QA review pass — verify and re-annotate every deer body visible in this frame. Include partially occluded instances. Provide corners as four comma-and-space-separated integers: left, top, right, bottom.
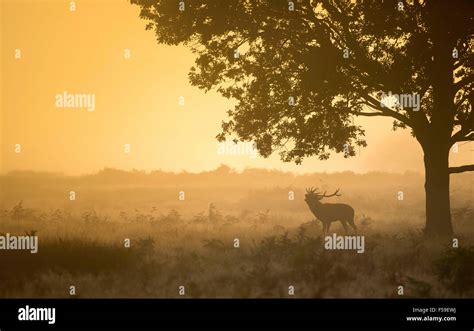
305, 188, 356, 235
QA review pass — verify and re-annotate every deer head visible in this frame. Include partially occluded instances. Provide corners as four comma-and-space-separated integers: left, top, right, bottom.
305, 187, 341, 203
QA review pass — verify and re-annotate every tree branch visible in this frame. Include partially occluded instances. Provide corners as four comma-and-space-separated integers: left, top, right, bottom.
348, 110, 391, 117
362, 94, 414, 127
454, 74, 474, 91
451, 129, 474, 144
449, 164, 474, 174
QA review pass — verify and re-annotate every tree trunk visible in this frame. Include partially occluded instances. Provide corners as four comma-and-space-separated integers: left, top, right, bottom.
421, 9, 455, 240
422, 145, 453, 239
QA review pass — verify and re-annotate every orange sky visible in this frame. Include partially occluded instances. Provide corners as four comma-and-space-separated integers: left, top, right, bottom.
1, 0, 471, 175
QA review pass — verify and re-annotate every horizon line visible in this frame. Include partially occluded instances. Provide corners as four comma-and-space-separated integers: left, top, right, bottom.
0, 164, 426, 177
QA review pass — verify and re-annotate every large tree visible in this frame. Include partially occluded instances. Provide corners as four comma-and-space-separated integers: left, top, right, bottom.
131, 0, 473, 239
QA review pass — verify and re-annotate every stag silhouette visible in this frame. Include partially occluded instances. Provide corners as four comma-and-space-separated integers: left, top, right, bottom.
304, 187, 356, 235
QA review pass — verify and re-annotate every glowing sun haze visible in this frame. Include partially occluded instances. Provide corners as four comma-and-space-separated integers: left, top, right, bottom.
1, 0, 470, 175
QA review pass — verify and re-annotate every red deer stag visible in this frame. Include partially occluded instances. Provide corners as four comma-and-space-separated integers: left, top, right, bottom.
304, 187, 356, 235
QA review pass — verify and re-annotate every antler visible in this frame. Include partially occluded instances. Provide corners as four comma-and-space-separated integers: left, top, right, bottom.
320, 189, 341, 198
306, 187, 317, 194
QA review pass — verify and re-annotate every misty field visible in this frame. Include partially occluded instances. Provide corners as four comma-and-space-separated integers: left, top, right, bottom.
0, 167, 473, 298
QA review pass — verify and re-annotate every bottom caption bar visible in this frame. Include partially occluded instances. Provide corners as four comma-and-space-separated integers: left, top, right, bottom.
0, 299, 472, 330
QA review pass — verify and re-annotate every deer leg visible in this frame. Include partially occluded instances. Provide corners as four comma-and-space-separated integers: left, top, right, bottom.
349, 219, 357, 234
341, 221, 349, 234
322, 222, 328, 236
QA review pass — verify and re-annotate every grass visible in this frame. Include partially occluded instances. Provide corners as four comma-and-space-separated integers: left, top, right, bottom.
0, 200, 473, 298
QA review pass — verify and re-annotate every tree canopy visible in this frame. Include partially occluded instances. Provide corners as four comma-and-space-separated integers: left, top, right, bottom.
131, 0, 473, 167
